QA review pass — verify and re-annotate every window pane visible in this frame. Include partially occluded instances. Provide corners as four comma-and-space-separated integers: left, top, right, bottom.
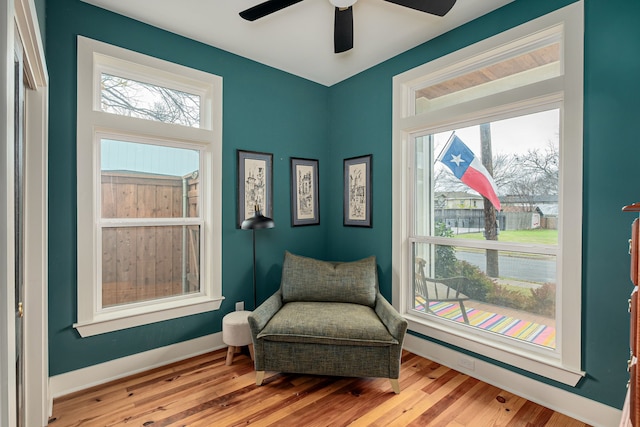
412, 109, 560, 350
414, 42, 561, 115
101, 139, 200, 219
415, 109, 559, 246
102, 225, 200, 308
413, 242, 556, 349
101, 73, 201, 127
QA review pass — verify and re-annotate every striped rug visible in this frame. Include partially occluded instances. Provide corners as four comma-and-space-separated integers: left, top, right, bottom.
415, 299, 556, 348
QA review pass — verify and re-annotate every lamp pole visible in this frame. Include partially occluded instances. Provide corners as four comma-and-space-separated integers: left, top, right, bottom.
251, 228, 257, 309
241, 204, 275, 310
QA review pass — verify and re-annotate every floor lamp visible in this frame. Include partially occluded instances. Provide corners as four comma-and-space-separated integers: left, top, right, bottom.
241, 205, 275, 309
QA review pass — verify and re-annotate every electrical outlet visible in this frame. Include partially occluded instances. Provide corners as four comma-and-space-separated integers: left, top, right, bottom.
458, 357, 475, 371
235, 301, 244, 311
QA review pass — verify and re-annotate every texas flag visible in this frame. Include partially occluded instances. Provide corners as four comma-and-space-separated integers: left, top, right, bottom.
437, 134, 501, 211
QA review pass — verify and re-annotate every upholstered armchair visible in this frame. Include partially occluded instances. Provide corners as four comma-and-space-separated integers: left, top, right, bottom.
248, 251, 408, 393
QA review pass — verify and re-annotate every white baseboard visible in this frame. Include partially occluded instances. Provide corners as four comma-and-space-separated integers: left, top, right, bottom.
404, 334, 621, 427
49, 332, 225, 402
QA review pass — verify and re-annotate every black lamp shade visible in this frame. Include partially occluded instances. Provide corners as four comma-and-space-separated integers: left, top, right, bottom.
241, 205, 275, 230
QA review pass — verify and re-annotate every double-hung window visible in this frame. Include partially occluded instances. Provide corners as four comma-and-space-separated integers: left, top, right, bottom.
75, 37, 223, 337
392, 3, 584, 385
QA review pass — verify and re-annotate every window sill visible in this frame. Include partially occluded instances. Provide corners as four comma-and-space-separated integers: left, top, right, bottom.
74, 296, 224, 337
405, 313, 585, 386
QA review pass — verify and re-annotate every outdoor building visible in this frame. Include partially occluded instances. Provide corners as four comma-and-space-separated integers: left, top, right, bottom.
436, 191, 558, 234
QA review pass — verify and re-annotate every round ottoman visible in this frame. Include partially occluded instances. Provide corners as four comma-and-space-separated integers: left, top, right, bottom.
222, 310, 254, 365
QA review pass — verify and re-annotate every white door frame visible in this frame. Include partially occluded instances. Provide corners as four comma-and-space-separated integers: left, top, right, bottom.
2, 0, 48, 425
0, 1, 17, 425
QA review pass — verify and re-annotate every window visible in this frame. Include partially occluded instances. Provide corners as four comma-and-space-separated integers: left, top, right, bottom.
392, 3, 583, 385
75, 37, 223, 337
100, 73, 201, 127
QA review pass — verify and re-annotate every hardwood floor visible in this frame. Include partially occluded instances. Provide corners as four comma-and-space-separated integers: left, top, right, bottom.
48, 348, 590, 426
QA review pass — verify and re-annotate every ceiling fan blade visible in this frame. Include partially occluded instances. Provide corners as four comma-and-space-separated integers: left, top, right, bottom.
334, 6, 354, 53
240, 0, 305, 21
383, 0, 456, 16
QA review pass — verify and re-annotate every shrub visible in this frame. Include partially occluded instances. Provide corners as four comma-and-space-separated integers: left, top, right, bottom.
453, 260, 492, 301
485, 283, 529, 310
526, 283, 556, 317
434, 221, 457, 278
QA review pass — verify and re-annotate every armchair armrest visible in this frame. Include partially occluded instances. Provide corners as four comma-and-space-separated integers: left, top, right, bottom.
248, 290, 283, 336
375, 293, 408, 342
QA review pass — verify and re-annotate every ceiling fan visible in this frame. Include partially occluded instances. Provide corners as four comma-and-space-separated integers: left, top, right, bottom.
239, 0, 457, 54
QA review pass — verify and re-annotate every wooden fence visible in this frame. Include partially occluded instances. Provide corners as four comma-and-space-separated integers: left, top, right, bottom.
100, 171, 200, 307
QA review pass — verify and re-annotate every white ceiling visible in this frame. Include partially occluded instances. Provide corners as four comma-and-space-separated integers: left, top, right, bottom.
80, 0, 513, 86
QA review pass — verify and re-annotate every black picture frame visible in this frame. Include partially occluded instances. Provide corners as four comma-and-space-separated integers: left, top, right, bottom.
290, 157, 319, 226
237, 150, 273, 228
343, 154, 372, 227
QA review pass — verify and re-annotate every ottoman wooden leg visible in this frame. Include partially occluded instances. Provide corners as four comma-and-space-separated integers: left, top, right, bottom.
225, 346, 235, 366
248, 344, 255, 361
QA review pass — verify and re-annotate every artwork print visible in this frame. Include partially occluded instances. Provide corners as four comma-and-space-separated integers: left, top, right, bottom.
348, 163, 367, 219
344, 155, 372, 227
237, 150, 273, 227
291, 158, 319, 226
244, 158, 267, 214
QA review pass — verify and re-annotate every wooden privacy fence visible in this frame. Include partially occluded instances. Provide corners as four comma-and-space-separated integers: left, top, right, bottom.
100, 170, 200, 307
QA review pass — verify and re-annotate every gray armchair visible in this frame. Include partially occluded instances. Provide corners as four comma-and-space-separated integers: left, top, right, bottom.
248, 251, 408, 393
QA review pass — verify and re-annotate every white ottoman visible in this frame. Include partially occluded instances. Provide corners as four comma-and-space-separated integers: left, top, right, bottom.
222, 310, 254, 365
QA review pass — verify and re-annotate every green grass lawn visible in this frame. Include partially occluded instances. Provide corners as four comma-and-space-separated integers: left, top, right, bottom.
454, 228, 558, 245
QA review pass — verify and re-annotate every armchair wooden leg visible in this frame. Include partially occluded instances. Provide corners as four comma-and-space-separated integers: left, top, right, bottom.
256, 371, 265, 386
390, 379, 400, 394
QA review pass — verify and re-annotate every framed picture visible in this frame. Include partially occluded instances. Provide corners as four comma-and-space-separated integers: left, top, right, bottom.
290, 158, 319, 226
237, 150, 273, 228
344, 154, 372, 227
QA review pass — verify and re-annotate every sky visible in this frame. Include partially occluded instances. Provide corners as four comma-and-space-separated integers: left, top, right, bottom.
433, 108, 560, 159
101, 139, 199, 177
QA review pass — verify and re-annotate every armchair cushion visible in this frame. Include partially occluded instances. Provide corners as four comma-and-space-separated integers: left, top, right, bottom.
257, 301, 397, 346
280, 251, 377, 307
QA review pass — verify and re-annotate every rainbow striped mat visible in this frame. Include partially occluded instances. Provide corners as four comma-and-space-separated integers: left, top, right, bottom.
416, 299, 556, 348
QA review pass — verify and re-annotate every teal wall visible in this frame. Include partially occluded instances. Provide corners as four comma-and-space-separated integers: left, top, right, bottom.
326, 0, 640, 409
46, 0, 329, 376
46, 0, 640, 410
33, 0, 45, 51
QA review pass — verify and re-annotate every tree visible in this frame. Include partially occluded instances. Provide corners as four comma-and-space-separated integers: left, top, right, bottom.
512, 141, 559, 196
480, 123, 499, 278
101, 74, 200, 127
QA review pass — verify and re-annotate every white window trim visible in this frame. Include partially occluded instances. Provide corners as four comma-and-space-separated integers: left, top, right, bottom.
75, 36, 223, 337
392, 2, 584, 386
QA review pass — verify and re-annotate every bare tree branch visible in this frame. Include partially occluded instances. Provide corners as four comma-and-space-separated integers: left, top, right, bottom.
100, 74, 200, 127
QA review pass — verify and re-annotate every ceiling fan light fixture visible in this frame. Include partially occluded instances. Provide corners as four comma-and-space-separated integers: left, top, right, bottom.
329, 0, 357, 8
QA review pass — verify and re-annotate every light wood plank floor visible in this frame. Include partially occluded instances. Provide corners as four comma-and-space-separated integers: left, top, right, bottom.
48, 348, 590, 426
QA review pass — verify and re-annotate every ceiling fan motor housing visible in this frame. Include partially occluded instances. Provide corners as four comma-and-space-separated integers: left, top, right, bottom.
329, 0, 358, 8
